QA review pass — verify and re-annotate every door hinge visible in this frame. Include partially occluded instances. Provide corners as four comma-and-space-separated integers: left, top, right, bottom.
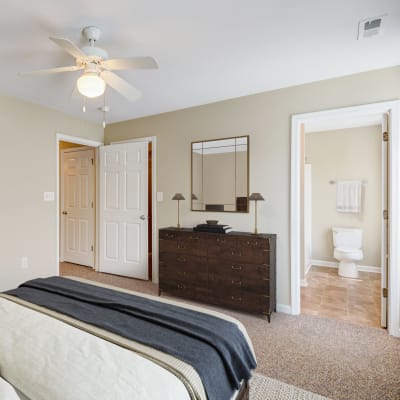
91, 245, 94, 252
383, 209, 388, 220
91, 158, 94, 165
91, 201, 94, 208
383, 131, 389, 142
382, 288, 388, 298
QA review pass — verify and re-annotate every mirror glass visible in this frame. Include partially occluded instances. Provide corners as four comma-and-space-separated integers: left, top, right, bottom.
191, 136, 249, 212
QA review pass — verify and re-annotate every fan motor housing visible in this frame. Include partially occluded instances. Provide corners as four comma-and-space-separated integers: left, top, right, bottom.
81, 46, 109, 60
82, 26, 102, 42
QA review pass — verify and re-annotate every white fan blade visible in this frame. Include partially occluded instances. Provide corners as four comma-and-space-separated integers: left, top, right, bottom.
101, 57, 158, 71
49, 37, 87, 59
19, 65, 83, 77
101, 70, 141, 102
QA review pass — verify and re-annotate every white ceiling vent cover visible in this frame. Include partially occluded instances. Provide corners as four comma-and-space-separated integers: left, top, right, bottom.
358, 15, 386, 40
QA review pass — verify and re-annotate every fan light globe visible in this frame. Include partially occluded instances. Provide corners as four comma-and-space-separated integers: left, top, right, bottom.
77, 72, 106, 98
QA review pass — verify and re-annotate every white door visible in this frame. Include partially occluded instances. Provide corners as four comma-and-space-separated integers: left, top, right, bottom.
99, 142, 148, 279
381, 113, 389, 328
61, 148, 95, 267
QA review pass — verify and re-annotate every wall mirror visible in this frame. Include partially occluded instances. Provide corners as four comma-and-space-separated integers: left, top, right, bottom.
191, 135, 249, 212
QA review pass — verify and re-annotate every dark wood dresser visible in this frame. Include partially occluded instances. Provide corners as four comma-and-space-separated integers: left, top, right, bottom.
159, 227, 276, 321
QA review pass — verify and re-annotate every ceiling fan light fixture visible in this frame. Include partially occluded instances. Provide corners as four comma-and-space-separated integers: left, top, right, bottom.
77, 72, 106, 98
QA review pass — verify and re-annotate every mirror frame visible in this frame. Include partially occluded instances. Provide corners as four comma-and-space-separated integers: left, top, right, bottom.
190, 135, 250, 213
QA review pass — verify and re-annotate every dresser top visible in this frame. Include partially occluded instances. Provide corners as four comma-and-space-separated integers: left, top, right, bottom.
160, 227, 276, 239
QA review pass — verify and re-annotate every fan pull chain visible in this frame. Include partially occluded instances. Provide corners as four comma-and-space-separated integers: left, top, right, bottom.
102, 92, 106, 128
82, 97, 86, 113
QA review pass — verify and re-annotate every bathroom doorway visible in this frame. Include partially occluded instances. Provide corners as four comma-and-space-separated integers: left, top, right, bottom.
301, 122, 382, 327
291, 100, 400, 337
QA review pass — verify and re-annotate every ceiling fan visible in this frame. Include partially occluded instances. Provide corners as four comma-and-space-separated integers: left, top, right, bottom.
20, 26, 158, 101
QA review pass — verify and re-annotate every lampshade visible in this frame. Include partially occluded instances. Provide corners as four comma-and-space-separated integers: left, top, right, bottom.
172, 193, 185, 201
191, 193, 198, 200
77, 72, 106, 98
249, 192, 265, 201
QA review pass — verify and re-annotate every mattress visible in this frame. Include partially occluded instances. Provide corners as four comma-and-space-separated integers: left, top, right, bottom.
0, 277, 255, 400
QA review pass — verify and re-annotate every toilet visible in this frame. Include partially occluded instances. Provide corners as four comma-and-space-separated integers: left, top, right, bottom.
332, 227, 363, 278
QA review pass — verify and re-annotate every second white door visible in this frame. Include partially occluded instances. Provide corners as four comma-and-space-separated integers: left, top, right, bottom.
61, 148, 95, 267
99, 141, 148, 279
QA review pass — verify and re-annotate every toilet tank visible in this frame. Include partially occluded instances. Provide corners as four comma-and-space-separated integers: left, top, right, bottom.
332, 227, 362, 249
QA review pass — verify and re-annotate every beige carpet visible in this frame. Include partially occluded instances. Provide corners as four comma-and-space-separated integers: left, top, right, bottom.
250, 373, 330, 400
60, 263, 400, 400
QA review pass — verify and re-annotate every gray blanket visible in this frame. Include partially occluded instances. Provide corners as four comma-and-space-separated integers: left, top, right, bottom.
6, 277, 256, 400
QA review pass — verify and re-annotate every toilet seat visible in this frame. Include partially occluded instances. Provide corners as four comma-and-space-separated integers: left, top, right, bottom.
334, 247, 363, 261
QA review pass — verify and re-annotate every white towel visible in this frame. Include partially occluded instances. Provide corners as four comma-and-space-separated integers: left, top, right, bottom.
336, 180, 362, 213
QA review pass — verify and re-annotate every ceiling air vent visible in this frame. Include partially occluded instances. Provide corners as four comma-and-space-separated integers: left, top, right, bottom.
358, 15, 386, 40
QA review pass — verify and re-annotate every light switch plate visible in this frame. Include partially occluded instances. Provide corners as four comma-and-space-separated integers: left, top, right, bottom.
43, 192, 55, 202
156, 192, 164, 202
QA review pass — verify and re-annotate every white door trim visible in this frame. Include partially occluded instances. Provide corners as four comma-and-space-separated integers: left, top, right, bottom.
56, 134, 103, 275
290, 100, 400, 337
110, 136, 158, 283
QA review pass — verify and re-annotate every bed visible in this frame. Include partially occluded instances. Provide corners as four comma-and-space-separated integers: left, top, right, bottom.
0, 276, 255, 400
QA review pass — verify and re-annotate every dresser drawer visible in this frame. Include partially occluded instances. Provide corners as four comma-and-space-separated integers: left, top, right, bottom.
159, 253, 208, 283
160, 231, 207, 257
160, 281, 209, 301
209, 290, 270, 314
208, 274, 269, 293
208, 259, 269, 279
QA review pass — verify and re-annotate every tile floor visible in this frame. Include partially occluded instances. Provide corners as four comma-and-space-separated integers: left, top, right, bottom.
301, 266, 381, 328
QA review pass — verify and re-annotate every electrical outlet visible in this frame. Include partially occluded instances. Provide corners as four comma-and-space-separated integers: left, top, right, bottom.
21, 256, 29, 269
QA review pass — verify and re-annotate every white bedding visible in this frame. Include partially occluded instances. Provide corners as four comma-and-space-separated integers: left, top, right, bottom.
0, 377, 22, 400
0, 297, 191, 400
0, 278, 254, 400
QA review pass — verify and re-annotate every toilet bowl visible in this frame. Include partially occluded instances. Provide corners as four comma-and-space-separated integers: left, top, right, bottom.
332, 227, 363, 278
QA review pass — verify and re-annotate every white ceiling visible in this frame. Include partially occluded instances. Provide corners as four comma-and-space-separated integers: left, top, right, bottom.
1, 0, 399, 124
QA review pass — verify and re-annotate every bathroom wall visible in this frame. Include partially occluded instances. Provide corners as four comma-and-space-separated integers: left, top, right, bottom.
305, 125, 381, 268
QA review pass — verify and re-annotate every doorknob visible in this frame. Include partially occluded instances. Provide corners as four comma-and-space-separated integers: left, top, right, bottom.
62, 211, 68, 215
140, 215, 146, 220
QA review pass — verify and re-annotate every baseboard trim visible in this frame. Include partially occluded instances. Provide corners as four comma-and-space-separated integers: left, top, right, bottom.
311, 259, 381, 274
276, 304, 292, 314
304, 263, 312, 276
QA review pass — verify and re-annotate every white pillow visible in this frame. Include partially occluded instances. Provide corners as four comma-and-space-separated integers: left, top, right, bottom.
0, 377, 22, 400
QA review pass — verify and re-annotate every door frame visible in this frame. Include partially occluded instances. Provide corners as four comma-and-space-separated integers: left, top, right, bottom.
290, 100, 400, 337
56, 134, 103, 275
109, 136, 158, 283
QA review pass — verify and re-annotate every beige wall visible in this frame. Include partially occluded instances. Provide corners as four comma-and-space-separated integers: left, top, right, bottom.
305, 126, 381, 268
0, 94, 103, 291
105, 66, 400, 307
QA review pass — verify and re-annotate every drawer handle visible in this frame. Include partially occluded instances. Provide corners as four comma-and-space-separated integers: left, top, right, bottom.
190, 236, 200, 240
247, 240, 258, 246
231, 296, 242, 302
177, 257, 186, 262
231, 265, 242, 270
216, 238, 226, 243
178, 244, 186, 249
231, 279, 242, 286
166, 233, 175, 238
177, 283, 186, 289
